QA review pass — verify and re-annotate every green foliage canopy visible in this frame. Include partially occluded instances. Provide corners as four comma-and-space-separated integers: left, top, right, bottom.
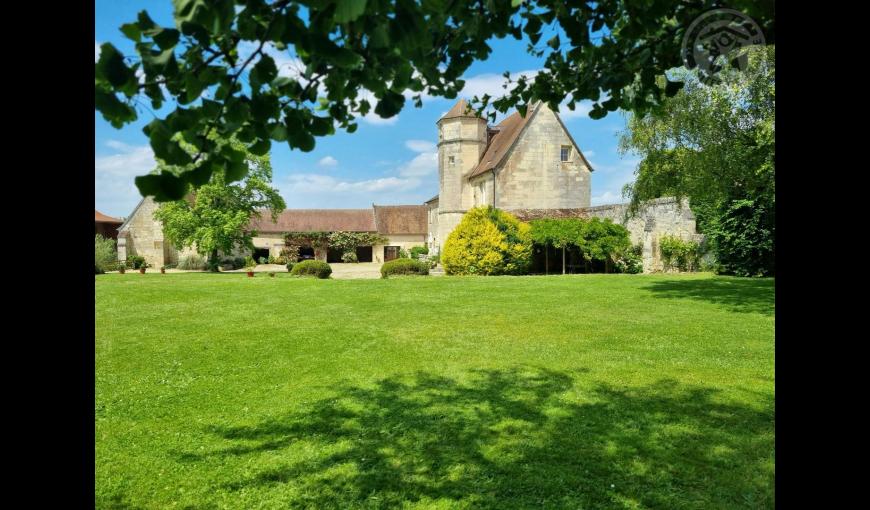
620, 46, 774, 276
95, 0, 774, 201
442, 206, 532, 276
94, 235, 117, 272
154, 136, 286, 269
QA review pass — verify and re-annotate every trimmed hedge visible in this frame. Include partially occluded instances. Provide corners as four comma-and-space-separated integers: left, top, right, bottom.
381, 258, 430, 278
290, 260, 332, 279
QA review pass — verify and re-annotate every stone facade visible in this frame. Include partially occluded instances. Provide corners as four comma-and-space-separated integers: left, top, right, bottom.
488, 107, 591, 210
116, 99, 698, 273
584, 197, 703, 272
117, 197, 195, 268
428, 99, 700, 273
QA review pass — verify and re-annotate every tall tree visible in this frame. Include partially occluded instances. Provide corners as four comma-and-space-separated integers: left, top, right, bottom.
620, 45, 774, 276
154, 137, 286, 270
95, 0, 774, 201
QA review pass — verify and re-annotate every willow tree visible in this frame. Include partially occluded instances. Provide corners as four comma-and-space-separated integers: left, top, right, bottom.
620, 46, 775, 276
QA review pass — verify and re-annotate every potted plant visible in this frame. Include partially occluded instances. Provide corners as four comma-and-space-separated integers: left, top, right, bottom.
160, 266, 166, 274
245, 255, 256, 277
269, 271, 276, 278
118, 262, 126, 274
139, 262, 149, 274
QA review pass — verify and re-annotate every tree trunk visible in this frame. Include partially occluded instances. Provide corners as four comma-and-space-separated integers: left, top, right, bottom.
209, 249, 220, 272
605, 258, 610, 274
562, 247, 566, 275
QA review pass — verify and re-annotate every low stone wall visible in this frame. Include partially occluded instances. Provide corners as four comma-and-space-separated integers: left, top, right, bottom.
585, 197, 703, 272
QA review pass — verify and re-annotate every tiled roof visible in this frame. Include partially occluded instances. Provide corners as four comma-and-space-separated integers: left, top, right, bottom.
506, 208, 590, 222
95, 210, 123, 223
373, 205, 428, 234
249, 209, 376, 233
467, 103, 540, 179
439, 99, 483, 121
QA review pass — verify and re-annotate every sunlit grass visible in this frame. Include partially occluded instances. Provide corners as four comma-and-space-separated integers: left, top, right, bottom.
96, 272, 774, 509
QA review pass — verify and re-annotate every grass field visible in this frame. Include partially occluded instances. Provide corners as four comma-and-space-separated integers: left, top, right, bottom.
95, 272, 774, 509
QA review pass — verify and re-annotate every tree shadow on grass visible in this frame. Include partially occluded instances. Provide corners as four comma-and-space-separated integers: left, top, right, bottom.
180, 367, 773, 509
643, 277, 775, 315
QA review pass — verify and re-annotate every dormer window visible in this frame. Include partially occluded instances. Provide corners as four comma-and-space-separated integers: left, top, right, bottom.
560, 145, 571, 162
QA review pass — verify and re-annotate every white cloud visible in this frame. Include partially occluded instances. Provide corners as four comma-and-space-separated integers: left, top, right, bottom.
397, 151, 438, 178
95, 141, 157, 217
555, 100, 593, 120
405, 140, 436, 152
591, 191, 624, 206
280, 172, 431, 208
317, 156, 338, 168
582, 150, 595, 158
361, 113, 399, 126
461, 70, 540, 101
285, 174, 420, 194
589, 157, 640, 206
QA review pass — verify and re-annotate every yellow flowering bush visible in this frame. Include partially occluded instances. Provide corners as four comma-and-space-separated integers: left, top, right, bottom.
442, 207, 532, 275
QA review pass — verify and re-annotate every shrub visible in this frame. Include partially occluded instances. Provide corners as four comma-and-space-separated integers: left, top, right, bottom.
341, 251, 358, 263
290, 260, 332, 278
381, 258, 430, 278
177, 253, 206, 270
615, 243, 643, 274
164, 263, 177, 270
94, 235, 117, 272
245, 255, 257, 269
442, 207, 532, 275
398, 248, 410, 259
430, 253, 440, 266
258, 256, 268, 265
281, 246, 300, 264
409, 246, 429, 259
126, 255, 147, 270
95, 264, 104, 275
286, 262, 295, 273
233, 257, 245, 269
659, 236, 701, 272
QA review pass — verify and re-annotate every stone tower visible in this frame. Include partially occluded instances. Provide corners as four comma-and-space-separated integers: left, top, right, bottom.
436, 99, 488, 251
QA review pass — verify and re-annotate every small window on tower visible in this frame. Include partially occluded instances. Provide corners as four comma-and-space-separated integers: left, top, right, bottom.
560, 146, 571, 162
448, 156, 455, 165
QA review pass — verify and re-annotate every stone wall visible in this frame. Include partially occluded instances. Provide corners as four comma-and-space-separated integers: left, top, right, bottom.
495, 106, 591, 210
585, 197, 702, 272
372, 234, 427, 263
117, 197, 172, 268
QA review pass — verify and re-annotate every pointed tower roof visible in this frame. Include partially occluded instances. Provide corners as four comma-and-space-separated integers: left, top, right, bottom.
438, 99, 484, 122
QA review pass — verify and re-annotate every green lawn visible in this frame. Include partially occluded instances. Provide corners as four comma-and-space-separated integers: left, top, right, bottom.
95, 272, 774, 509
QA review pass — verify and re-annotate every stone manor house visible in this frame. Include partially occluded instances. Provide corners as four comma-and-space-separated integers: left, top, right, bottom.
115, 100, 699, 272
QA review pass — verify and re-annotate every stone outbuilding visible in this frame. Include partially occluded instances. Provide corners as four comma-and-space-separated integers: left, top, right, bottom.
116, 98, 701, 272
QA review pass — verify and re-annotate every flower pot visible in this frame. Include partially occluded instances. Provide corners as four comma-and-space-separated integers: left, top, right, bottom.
139, 268, 146, 274
160, 268, 165, 274
247, 271, 254, 277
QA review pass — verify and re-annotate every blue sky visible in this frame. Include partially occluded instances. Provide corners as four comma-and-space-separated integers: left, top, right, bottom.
95, 1, 639, 218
